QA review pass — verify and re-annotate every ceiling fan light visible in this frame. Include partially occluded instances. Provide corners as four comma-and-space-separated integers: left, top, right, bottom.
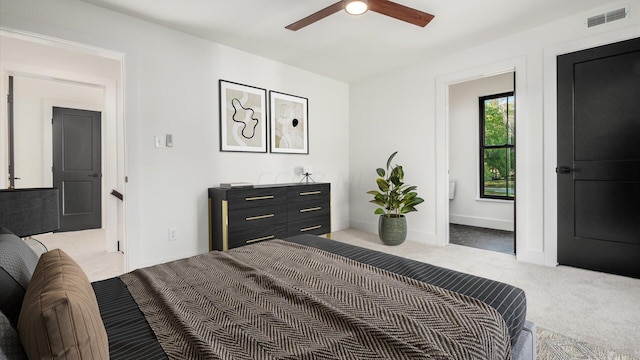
345, 0, 368, 15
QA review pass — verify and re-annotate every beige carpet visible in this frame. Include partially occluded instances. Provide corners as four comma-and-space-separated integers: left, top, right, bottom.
33, 228, 124, 282
330, 229, 640, 359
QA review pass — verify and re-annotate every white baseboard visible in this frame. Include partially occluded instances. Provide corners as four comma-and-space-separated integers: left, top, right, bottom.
349, 219, 439, 245
449, 214, 514, 231
350, 219, 378, 235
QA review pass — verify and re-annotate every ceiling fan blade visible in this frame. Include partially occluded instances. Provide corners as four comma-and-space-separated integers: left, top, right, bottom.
285, 1, 344, 31
368, 0, 435, 27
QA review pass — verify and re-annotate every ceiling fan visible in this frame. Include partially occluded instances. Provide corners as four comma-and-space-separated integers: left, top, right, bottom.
285, 0, 435, 31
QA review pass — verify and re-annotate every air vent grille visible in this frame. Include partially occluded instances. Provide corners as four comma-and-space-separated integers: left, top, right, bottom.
587, 7, 628, 28
587, 14, 606, 27
606, 8, 627, 22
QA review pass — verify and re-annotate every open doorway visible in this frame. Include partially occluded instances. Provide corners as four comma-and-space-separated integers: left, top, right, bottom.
447, 72, 515, 255
0, 31, 126, 276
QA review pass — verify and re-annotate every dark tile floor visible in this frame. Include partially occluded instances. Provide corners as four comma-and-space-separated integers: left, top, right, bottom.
449, 224, 515, 255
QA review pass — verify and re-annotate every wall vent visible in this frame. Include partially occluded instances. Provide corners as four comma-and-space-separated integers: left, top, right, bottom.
587, 7, 628, 28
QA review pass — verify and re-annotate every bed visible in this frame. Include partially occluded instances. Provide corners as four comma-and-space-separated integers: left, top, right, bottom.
1, 228, 536, 360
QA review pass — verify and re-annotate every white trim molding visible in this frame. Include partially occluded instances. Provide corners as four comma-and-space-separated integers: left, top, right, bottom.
449, 215, 514, 232
435, 56, 543, 264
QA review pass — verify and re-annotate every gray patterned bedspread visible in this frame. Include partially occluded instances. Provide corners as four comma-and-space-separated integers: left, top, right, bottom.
121, 240, 511, 360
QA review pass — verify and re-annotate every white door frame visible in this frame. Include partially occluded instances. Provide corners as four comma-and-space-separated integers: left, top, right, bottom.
0, 28, 126, 265
542, 26, 640, 267
435, 56, 538, 262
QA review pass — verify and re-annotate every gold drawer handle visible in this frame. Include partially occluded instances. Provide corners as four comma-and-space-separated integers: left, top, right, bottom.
246, 235, 275, 244
246, 214, 275, 221
300, 207, 322, 213
245, 195, 275, 201
300, 191, 321, 196
300, 225, 322, 232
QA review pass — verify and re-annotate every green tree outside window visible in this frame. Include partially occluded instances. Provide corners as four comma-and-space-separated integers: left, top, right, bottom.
480, 92, 515, 199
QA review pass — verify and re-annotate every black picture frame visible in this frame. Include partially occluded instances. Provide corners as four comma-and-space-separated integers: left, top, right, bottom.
219, 80, 267, 153
269, 90, 309, 154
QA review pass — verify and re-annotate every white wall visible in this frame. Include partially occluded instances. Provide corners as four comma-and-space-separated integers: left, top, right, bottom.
350, 1, 640, 266
12, 75, 104, 188
0, 0, 350, 270
449, 72, 514, 231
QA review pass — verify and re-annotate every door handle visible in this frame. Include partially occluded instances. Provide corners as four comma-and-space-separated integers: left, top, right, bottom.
556, 166, 581, 174
88, 173, 100, 178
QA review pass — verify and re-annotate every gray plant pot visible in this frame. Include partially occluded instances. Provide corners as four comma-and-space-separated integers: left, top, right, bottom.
378, 215, 407, 246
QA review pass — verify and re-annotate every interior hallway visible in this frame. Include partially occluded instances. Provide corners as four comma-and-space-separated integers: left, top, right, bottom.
33, 228, 124, 281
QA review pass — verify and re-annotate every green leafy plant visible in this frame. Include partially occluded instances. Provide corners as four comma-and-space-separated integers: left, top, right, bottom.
367, 151, 424, 217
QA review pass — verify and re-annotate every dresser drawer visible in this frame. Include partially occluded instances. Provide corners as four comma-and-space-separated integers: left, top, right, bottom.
287, 199, 330, 222
287, 217, 331, 237
228, 224, 288, 249
228, 204, 286, 228
287, 184, 330, 204
227, 188, 286, 210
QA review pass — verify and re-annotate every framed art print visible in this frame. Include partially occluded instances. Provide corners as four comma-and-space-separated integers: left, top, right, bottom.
219, 80, 267, 152
269, 91, 309, 154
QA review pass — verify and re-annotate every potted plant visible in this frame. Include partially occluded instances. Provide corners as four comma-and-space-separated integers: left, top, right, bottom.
367, 151, 424, 245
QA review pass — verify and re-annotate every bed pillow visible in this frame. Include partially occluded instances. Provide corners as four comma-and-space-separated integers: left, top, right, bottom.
18, 249, 109, 360
0, 312, 27, 359
0, 226, 39, 328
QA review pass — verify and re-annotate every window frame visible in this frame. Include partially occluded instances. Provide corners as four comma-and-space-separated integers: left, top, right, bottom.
479, 91, 515, 200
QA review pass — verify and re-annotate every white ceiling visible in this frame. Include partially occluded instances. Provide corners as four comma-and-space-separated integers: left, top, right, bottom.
80, 0, 619, 82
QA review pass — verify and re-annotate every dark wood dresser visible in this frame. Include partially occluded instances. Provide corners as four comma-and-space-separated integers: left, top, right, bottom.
208, 183, 331, 251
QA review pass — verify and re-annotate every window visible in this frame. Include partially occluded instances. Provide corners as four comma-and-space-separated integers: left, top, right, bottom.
479, 92, 515, 200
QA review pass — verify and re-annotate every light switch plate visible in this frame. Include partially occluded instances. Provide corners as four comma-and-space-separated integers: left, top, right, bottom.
166, 134, 173, 147
154, 136, 163, 148
168, 227, 177, 241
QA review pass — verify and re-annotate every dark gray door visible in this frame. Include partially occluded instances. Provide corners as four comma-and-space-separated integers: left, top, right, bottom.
52, 107, 102, 232
557, 37, 640, 278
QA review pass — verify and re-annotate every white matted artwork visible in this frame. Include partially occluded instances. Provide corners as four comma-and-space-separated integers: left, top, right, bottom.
269, 91, 309, 154
219, 80, 267, 152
